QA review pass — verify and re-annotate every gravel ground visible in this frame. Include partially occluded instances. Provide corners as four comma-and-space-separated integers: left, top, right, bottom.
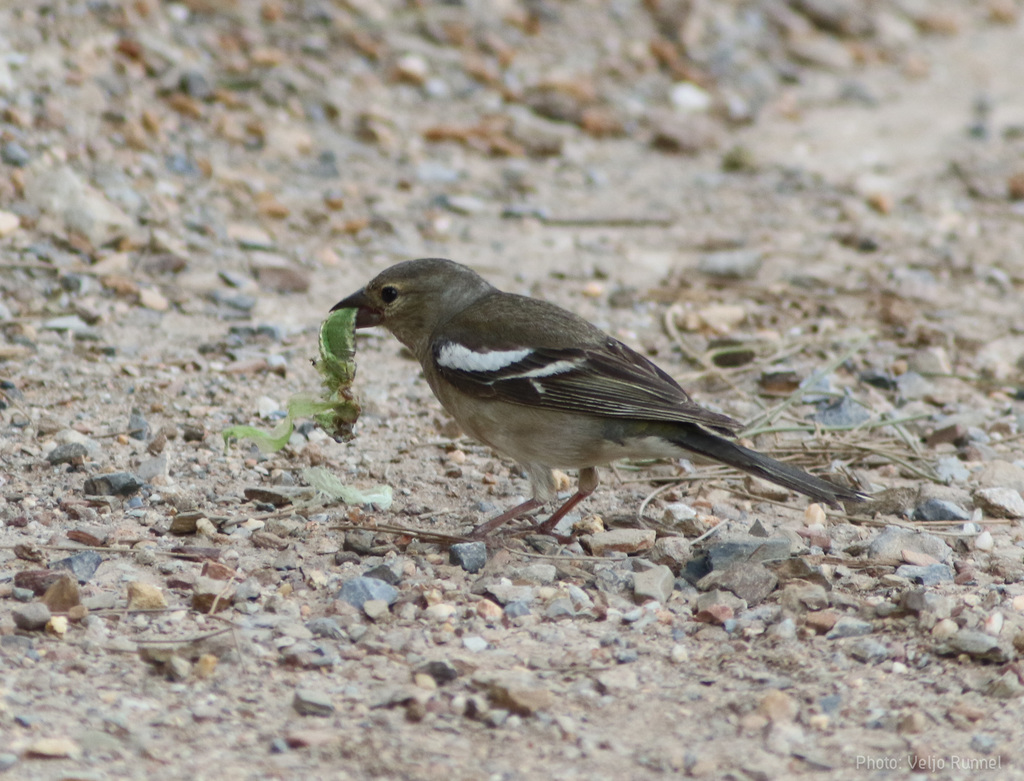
3, 1, 1024, 778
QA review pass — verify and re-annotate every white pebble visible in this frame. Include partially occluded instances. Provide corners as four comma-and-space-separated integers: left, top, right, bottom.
975, 530, 994, 551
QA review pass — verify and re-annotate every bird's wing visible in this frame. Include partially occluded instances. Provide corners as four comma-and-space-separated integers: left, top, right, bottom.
431, 336, 741, 434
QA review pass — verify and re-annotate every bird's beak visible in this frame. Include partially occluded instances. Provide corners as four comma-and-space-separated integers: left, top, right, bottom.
331, 288, 383, 328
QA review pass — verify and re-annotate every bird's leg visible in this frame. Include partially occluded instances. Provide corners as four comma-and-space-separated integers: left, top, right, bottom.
470, 497, 544, 538
536, 467, 599, 535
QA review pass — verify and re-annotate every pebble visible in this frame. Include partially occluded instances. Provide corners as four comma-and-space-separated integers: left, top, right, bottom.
941, 630, 1007, 662
83, 472, 144, 497
846, 638, 889, 663
975, 460, 1024, 492
931, 619, 959, 639
585, 528, 656, 555
52, 550, 103, 583
895, 564, 954, 586
450, 542, 487, 573
0, 210, 20, 237
293, 688, 335, 717
42, 575, 80, 612
362, 599, 390, 620
697, 249, 762, 280
826, 617, 874, 639
46, 442, 89, 466
462, 636, 488, 653
1, 141, 30, 166
633, 565, 674, 604
974, 530, 994, 552
707, 537, 791, 570
13, 602, 52, 631
337, 576, 399, 609
424, 603, 457, 622
812, 396, 871, 427
698, 563, 778, 605
867, 526, 951, 561
934, 456, 970, 484
974, 487, 1024, 518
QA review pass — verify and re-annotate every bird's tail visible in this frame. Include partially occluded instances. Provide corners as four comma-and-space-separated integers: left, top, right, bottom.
667, 426, 867, 508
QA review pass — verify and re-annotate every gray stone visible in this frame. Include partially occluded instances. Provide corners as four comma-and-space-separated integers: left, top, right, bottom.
633, 565, 674, 604
812, 396, 871, 427
293, 688, 335, 717
47, 442, 89, 465
12, 602, 51, 631
826, 617, 873, 639
895, 564, 953, 586
650, 536, 691, 569
707, 537, 791, 570
83, 472, 144, 497
895, 371, 931, 400
43, 315, 92, 334
128, 407, 149, 441
941, 630, 1008, 663
975, 460, 1024, 492
867, 526, 951, 562
974, 487, 1024, 519
594, 566, 634, 594
418, 660, 459, 685
912, 498, 970, 522
934, 456, 970, 484
900, 589, 952, 620
1, 141, 30, 167
698, 249, 762, 280
544, 598, 575, 619
306, 617, 345, 640
52, 550, 103, 583
847, 638, 889, 663
336, 576, 398, 609
504, 601, 531, 618
699, 562, 778, 605
450, 542, 487, 574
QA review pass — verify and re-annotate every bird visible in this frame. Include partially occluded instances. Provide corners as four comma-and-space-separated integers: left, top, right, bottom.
332, 258, 866, 537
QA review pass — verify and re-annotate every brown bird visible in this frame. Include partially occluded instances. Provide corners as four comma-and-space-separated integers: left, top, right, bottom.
333, 258, 865, 536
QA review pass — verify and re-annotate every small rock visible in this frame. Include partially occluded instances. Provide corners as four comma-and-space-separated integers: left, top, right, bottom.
895, 564, 954, 586
974, 487, 1024, 518
192, 576, 235, 613
812, 396, 871, 427
52, 550, 103, 583
698, 562, 777, 605
127, 581, 168, 610
759, 689, 797, 723
846, 638, 889, 663
306, 618, 345, 640
463, 636, 488, 653
418, 660, 459, 686
912, 498, 970, 522
42, 575, 80, 612
804, 610, 839, 634
707, 537, 791, 570
423, 603, 457, 622
363, 599, 390, 621
781, 583, 829, 612
293, 688, 335, 717
585, 528, 656, 555
595, 667, 639, 693
934, 457, 970, 484
1, 141, 30, 167
697, 249, 762, 280
46, 442, 89, 466
337, 576, 398, 609
83, 472, 144, 497
450, 542, 487, 573
867, 526, 951, 561
24, 738, 81, 760
13, 602, 51, 631
826, 616, 873, 639
942, 630, 1008, 663
974, 530, 994, 552
975, 460, 1024, 492
633, 565, 674, 604
649, 536, 691, 568
0, 210, 19, 238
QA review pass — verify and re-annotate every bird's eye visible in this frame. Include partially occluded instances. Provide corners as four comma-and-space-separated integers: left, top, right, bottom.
380, 286, 399, 303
